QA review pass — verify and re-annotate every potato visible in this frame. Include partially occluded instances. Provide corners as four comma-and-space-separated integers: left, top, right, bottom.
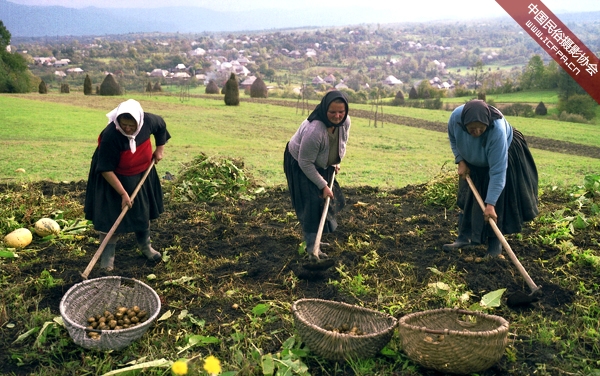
34, 218, 61, 237
3, 228, 33, 248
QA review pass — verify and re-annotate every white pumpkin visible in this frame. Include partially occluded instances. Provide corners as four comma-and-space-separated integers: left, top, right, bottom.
3, 228, 33, 248
34, 218, 61, 237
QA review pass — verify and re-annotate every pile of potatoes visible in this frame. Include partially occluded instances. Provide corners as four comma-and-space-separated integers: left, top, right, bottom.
86, 305, 147, 339
323, 323, 365, 336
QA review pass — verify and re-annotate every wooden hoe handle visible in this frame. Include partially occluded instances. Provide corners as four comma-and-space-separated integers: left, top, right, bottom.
313, 171, 336, 259
81, 159, 155, 279
465, 175, 540, 293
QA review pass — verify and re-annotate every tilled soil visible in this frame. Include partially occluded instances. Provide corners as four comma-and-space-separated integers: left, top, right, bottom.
1, 179, 589, 375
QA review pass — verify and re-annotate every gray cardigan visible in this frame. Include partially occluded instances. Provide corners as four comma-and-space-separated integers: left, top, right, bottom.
287, 116, 351, 189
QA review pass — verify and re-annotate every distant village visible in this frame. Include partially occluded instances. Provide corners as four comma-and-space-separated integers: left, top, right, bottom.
17, 23, 538, 97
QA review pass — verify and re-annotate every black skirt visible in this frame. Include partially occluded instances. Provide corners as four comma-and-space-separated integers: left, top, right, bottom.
84, 150, 165, 234
458, 129, 539, 243
283, 143, 345, 234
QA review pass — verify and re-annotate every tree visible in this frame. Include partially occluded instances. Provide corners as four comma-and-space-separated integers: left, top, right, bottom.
205, 79, 219, 94
224, 73, 239, 106
60, 83, 70, 93
0, 20, 9, 50
99, 74, 122, 96
0, 21, 32, 93
250, 76, 268, 98
557, 94, 597, 120
153, 82, 162, 92
471, 59, 486, 90
146, 81, 153, 93
557, 67, 586, 100
38, 80, 47, 94
83, 74, 92, 95
520, 55, 545, 89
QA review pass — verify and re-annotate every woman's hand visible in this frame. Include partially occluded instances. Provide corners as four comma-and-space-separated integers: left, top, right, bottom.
102, 171, 132, 209
121, 192, 133, 209
153, 145, 165, 163
484, 204, 497, 223
334, 164, 341, 174
457, 160, 470, 178
322, 185, 334, 199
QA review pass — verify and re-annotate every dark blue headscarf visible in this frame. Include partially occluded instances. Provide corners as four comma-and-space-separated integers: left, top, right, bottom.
307, 90, 349, 128
460, 99, 503, 132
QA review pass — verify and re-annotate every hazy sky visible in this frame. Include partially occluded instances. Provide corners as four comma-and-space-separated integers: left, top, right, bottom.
7, 0, 600, 19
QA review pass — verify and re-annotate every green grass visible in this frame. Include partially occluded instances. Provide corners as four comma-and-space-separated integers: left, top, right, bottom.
351, 102, 600, 147
1, 93, 599, 189
440, 90, 560, 104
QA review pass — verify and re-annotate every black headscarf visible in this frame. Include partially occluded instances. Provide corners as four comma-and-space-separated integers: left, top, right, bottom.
460, 99, 503, 132
307, 90, 349, 128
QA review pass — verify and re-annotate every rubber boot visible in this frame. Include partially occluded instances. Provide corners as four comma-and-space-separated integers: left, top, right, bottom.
305, 232, 328, 261
487, 236, 502, 257
443, 212, 472, 251
136, 230, 162, 261
99, 232, 118, 271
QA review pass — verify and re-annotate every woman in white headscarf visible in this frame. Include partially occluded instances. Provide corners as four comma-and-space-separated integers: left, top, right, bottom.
84, 99, 171, 271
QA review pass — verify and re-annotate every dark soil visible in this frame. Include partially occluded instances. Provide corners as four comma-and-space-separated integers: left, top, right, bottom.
1, 179, 589, 375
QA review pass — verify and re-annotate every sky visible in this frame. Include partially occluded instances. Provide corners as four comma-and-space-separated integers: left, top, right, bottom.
6, 0, 600, 20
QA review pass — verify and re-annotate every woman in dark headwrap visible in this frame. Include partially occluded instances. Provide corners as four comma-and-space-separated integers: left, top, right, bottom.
284, 91, 350, 261
443, 99, 538, 256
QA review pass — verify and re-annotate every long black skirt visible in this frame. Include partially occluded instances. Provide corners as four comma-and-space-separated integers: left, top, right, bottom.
84, 152, 165, 234
283, 143, 345, 234
458, 129, 539, 243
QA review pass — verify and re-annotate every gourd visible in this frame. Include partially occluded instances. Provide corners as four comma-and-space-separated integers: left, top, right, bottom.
34, 218, 61, 237
3, 228, 33, 248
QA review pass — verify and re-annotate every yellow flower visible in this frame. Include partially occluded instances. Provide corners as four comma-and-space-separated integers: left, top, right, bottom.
172, 360, 188, 375
203, 355, 222, 375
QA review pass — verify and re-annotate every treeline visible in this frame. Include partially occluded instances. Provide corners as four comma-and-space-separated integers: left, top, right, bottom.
0, 21, 33, 93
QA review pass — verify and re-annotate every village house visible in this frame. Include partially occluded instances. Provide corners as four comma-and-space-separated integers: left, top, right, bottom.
382, 75, 402, 86
148, 69, 168, 78
305, 48, 317, 58
240, 76, 257, 89
188, 47, 206, 57
66, 67, 84, 74
324, 74, 336, 85
54, 59, 70, 67
312, 75, 326, 86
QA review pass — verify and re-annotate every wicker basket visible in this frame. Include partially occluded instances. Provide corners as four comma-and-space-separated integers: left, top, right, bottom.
59, 276, 161, 351
398, 308, 509, 375
292, 298, 398, 361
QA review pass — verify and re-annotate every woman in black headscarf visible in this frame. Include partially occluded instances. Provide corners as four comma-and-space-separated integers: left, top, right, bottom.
284, 91, 351, 261
444, 99, 539, 256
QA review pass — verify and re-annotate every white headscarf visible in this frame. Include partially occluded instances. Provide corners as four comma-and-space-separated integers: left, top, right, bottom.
106, 99, 145, 153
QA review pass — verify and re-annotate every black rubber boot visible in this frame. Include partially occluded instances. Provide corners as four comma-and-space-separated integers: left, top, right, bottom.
136, 230, 161, 261
487, 236, 502, 257
99, 232, 118, 271
443, 212, 471, 251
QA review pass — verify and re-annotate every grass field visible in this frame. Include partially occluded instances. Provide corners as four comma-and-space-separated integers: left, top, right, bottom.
1, 93, 599, 189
